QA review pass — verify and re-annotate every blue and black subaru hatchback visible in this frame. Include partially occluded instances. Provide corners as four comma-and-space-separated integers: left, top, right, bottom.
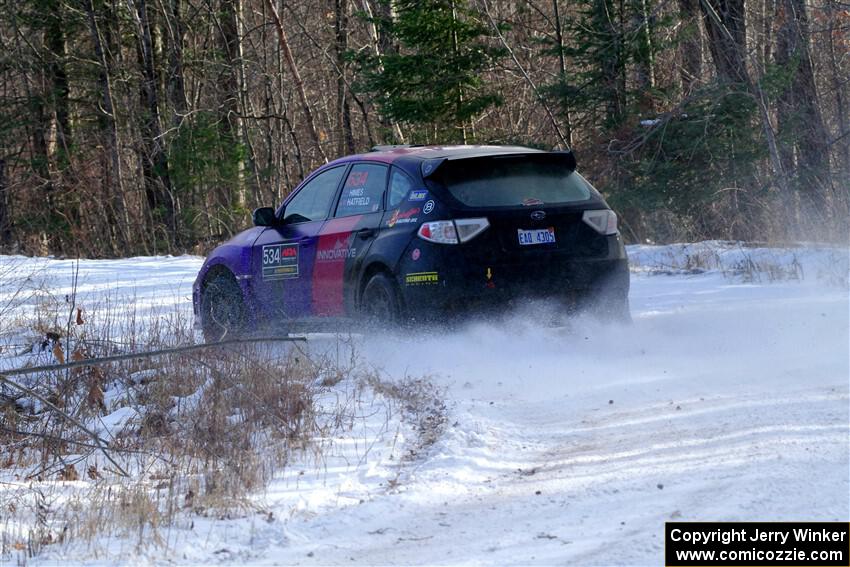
193, 145, 630, 339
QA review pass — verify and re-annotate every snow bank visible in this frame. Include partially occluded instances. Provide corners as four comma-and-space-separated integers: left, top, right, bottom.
627, 241, 848, 285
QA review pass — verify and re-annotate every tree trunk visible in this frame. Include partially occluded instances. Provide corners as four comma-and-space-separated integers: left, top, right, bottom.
699, 0, 749, 83
164, 0, 188, 128
598, 0, 627, 127
0, 157, 9, 247
552, 0, 573, 146
130, 0, 175, 247
363, 0, 405, 143
86, 0, 128, 254
677, 0, 702, 95
826, 0, 849, 219
220, 0, 247, 211
632, 0, 656, 112
263, 0, 328, 163
335, 0, 355, 155
774, 0, 832, 226
46, 0, 70, 154
827, 0, 849, 164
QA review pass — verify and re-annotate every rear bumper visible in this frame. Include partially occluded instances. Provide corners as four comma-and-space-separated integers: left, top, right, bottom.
397, 235, 630, 318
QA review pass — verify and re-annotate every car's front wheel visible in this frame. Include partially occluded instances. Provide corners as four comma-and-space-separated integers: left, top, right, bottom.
360, 273, 402, 325
200, 271, 246, 342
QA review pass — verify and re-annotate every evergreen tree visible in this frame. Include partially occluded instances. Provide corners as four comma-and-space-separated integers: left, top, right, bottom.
354, 0, 504, 143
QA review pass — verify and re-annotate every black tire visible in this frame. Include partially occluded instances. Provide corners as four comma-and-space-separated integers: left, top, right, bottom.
360, 273, 403, 325
200, 272, 246, 342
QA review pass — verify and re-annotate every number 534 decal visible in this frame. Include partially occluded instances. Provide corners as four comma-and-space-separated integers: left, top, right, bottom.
262, 243, 299, 280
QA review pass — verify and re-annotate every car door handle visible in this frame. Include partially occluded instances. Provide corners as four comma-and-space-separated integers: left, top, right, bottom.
356, 228, 376, 239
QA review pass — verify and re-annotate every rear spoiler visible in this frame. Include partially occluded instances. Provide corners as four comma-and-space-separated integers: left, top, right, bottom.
420, 150, 577, 179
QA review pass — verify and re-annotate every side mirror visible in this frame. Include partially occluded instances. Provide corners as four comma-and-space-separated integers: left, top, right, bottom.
252, 207, 278, 227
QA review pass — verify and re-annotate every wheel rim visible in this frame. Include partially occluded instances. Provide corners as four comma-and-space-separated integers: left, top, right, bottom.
202, 280, 243, 340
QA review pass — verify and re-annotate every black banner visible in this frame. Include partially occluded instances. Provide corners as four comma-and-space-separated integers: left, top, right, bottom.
665, 522, 850, 566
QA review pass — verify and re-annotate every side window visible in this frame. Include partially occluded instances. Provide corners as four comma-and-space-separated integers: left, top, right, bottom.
283, 166, 345, 224
388, 168, 415, 209
335, 163, 387, 217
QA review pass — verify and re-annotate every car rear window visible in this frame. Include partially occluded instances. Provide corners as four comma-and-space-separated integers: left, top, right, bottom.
439, 158, 592, 207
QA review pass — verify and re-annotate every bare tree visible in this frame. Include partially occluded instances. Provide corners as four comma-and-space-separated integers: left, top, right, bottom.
335, 0, 356, 155
699, 0, 749, 83
263, 0, 328, 163
85, 0, 130, 253
129, 0, 176, 245
677, 0, 702, 95
775, 0, 833, 226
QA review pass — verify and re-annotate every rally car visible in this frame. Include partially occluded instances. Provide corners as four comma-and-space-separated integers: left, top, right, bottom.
193, 145, 630, 340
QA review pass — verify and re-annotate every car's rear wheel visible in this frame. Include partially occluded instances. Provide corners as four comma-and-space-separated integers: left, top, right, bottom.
200, 272, 246, 342
360, 273, 402, 325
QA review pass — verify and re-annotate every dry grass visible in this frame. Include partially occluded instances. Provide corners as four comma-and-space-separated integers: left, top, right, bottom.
0, 273, 442, 563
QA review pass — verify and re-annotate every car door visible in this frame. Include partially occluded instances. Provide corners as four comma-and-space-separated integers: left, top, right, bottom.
312, 162, 388, 316
252, 165, 347, 320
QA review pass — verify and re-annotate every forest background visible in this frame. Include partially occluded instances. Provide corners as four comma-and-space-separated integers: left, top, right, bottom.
0, 0, 846, 257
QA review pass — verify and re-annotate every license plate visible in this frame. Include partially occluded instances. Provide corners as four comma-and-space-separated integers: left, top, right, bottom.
518, 227, 556, 245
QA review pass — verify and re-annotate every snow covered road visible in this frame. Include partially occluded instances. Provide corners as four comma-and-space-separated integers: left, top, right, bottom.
294, 273, 848, 565
1, 243, 847, 565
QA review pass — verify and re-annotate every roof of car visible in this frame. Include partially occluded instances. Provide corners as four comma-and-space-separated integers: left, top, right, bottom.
327, 144, 547, 167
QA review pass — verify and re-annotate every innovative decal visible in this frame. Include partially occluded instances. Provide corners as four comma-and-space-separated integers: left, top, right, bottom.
316, 238, 357, 262
411, 248, 421, 261
409, 189, 428, 201
422, 200, 435, 214
405, 271, 439, 286
262, 243, 299, 280
311, 215, 363, 316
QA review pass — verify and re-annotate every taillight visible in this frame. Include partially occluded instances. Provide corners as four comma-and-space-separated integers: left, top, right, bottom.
582, 210, 618, 235
418, 218, 490, 244
418, 221, 458, 244
454, 218, 490, 242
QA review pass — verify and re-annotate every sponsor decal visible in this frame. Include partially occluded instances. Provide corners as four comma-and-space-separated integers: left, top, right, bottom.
341, 186, 372, 208
261, 243, 299, 280
316, 237, 357, 262
405, 271, 439, 286
345, 196, 371, 207
422, 200, 435, 214
409, 189, 428, 201
411, 248, 421, 261
522, 197, 544, 206
387, 207, 420, 228
346, 171, 369, 187
312, 215, 362, 315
